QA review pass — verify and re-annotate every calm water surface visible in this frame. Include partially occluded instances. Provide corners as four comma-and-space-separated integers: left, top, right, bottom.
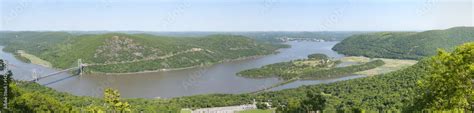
1, 41, 364, 98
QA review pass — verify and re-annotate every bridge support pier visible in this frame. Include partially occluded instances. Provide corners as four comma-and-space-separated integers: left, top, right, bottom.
31, 69, 38, 82
78, 59, 83, 77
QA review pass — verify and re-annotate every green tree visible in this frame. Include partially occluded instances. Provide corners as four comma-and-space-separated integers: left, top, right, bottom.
104, 88, 131, 112
0, 60, 14, 111
417, 42, 474, 110
302, 91, 327, 112
0, 59, 5, 71
256, 102, 269, 109
9, 91, 69, 112
85, 104, 105, 113
308, 53, 329, 60
277, 98, 303, 113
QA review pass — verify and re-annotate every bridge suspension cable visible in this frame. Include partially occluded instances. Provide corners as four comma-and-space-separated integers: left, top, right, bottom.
29, 59, 85, 82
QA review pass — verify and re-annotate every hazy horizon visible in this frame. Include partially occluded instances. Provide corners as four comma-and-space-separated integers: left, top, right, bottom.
1, 0, 473, 31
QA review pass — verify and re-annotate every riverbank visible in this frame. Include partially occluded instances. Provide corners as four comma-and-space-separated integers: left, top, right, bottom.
86, 53, 274, 75
16, 50, 52, 68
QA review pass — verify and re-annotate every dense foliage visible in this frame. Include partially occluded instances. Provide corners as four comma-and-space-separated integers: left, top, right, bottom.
103, 88, 131, 111
274, 42, 474, 112
415, 42, 474, 110
9, 81, 184, 112
0, 32, 284, 73
307, 53, 329, 60
0, 60, 14, 111
332, 27, 474, 59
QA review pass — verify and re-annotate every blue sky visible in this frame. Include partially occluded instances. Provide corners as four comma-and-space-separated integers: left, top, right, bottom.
1, 0, 472, 31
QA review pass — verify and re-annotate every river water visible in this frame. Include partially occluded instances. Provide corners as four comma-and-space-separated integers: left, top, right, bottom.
0, 41, 365, 98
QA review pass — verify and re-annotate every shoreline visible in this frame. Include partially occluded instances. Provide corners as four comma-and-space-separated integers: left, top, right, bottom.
87, 53, 276, 75
16, 50, 53, 68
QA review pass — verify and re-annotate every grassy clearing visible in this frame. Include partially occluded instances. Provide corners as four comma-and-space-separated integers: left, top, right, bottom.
339, 56, 371, 63
238, 109, 275, 113
17, 50, 52, 67
340, 56, 417, 76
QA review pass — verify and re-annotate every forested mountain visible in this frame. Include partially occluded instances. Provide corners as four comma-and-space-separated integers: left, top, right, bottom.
0, 32, 284, 73
332, 27, 474, 59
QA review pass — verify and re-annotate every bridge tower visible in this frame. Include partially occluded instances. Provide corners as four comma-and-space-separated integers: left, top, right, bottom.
31, 69, 38, 82
78, 59, 83, 76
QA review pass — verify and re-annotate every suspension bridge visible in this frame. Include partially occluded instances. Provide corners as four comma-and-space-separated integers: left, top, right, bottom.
29, 59, 86, 82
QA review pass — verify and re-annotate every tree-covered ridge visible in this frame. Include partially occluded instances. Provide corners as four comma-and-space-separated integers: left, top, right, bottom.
332, 27, 474, 59
0, 32, 285, 73
68, 31, 364, 43
232, 31, 365, 43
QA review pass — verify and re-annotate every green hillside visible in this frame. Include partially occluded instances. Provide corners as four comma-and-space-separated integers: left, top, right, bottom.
332, 27, 474, 59
0, 32, 284, 73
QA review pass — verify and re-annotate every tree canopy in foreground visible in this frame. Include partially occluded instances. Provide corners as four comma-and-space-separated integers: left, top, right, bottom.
416, 42, 474, 110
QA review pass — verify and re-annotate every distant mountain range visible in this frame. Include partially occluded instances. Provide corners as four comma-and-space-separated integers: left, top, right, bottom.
1, 31, 366, 42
